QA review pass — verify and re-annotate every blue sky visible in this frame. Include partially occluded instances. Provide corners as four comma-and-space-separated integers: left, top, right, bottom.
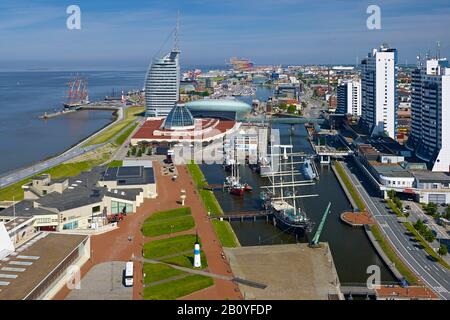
0, 0, 449, 68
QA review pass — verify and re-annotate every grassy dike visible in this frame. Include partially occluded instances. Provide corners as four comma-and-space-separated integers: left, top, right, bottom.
84, 106, 144, 146
0, 107, 144, 201
0, 155, 111, 201
187, 162, 240, 248
333, 161, 366, 211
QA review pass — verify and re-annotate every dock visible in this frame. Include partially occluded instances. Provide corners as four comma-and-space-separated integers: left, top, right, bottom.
211, 211, 271, 222
39, 104, 122, 119
224, 243, 343, 300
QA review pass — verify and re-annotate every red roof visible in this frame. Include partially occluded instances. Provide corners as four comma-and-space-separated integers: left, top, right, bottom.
132, 118, 236, 141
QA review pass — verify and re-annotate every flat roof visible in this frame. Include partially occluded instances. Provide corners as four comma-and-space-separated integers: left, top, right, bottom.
371, 163, 414, 178
412, 170, 450, 183
102, 166, 155, 185
0, 233, 87, 300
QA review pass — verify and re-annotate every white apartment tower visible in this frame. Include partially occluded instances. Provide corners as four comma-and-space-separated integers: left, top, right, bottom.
360, 45, 398, 139
336, 79, 361, 116
407, 57, 450, 172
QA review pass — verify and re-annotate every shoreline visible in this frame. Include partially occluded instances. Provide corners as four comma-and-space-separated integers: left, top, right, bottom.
0, 108, 122, 189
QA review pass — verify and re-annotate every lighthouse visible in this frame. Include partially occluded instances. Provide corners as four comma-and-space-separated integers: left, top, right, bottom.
194, 234, 201, 268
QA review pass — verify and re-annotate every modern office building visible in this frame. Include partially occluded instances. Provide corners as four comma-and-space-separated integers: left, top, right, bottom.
336, 79, 361, 116
145, 49, 181, 117
407, 57, 450, 172
360, 44, 398, 139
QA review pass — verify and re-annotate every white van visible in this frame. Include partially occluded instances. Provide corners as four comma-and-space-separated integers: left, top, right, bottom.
124, 261, 134, 287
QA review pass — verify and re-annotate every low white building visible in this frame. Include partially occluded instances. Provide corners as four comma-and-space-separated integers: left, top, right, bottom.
0, 164, 157, 231
412, 170, 450, 204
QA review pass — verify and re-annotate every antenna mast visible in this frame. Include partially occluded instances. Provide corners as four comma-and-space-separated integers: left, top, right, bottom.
174, 11, 180, 51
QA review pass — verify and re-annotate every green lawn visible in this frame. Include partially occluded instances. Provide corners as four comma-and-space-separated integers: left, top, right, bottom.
107, 160, 123, 168
334, 161, 366, 211
162, 252, 208, 269
143, 234, 198, 259
187, 162, 223, 215
142, 207, 195, 237
0, 178, 29, 201
370, 224, 418, 285
114, 122, 138, 146
84, 106, 144, 146
143, 275, 213, 300
143, 263, 186, 284
212, 220, 240, 248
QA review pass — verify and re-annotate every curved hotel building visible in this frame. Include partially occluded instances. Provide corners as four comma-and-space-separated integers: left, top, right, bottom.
145, 49, 180, 117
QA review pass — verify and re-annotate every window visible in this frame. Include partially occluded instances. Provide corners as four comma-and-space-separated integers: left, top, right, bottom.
63, 221, 79, 230
92, 205, 101, 214
112, 201, 133, 214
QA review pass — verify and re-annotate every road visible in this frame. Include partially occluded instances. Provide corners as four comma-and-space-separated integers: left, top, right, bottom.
0, 107, 124, 190
301, 86, 328, 119
340, 160, 450, 300
406, 201, 449, 241
0, 144, 100, 189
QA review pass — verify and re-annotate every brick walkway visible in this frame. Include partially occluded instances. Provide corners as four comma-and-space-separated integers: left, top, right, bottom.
53, 162, 242, 300
341, 211, 375, 227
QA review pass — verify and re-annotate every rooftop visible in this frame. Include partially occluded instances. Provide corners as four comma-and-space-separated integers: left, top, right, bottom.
163, 103, 195, 130
101, 166, 155, 185
185, 98, 251, 113
0, 233, 87, 300
411, 170, 450, 183
132, 118, 237, 142
371, 162, 414, 178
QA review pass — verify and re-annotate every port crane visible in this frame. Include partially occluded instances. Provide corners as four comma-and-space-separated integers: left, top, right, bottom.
309, 202, 332, 247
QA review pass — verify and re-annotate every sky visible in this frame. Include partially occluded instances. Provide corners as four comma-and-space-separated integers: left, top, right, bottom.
0, 0, 449, 69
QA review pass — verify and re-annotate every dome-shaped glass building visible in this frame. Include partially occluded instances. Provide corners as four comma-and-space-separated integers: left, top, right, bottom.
163, 102, 195, 130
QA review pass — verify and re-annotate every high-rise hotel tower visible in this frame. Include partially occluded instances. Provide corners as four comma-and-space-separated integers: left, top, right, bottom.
407, 57, 450, 172
360, 44, 398, 139
145, 49, 180, 117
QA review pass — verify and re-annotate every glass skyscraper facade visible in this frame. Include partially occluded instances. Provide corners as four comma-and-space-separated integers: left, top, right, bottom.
145, 50, 180, 117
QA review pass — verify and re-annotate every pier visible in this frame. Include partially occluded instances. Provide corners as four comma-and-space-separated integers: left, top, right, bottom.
40, 103, 122, 119
211, 211, 271, 222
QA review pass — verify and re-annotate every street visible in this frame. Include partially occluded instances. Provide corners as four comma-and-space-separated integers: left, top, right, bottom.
340, 160, 450, 300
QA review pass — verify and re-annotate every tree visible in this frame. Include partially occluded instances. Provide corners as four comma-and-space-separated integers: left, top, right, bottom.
127, 150, 130, 157
445, 206, 450, 220
287, 105, 296, 114
387, 190, 396, 199
137, 149, 142, 157
423, 203, 438, 216
394, 197, 403, 211
438, 244, 448, 256
423, 229, 435, 243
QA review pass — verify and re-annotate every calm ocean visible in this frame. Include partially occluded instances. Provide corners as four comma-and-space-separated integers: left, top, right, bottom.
0, 70, 146, 175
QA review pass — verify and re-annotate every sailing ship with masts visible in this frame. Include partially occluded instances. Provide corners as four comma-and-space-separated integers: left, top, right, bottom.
260, 144, 318, 234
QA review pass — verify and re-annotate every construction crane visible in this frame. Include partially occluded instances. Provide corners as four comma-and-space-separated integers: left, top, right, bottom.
309, 202, 332, 247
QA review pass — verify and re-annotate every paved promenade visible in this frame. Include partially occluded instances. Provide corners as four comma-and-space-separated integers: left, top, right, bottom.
54, 161, 241, 300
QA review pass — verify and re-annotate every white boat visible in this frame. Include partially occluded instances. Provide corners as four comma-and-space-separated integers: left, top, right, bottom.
303, 159, 316, 180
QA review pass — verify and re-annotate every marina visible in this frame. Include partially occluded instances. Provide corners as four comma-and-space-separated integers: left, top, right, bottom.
200, 123, 397, 284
